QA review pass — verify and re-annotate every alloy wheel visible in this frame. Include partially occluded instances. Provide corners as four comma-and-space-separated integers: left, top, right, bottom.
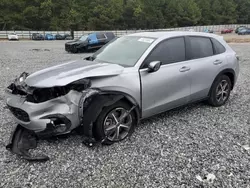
103, 108, 132, 142
216, 80, 230, 103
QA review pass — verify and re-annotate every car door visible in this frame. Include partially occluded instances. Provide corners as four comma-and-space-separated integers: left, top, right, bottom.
139, 37, 191, 118
88, 33, 99, 49
185, 36, 226, 102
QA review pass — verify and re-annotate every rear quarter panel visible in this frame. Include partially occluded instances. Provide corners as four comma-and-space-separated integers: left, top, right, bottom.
219, 37, 239, 81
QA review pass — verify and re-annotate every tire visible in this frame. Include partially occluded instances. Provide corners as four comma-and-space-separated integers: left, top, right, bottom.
93, 101, 136, 145
208, 75, 232, 107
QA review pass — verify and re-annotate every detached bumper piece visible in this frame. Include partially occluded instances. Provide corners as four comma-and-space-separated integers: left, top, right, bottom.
6, 125, 49, 162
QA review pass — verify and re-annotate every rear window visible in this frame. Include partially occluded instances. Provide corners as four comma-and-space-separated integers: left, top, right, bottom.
190, 37, 213, 59
211, 38, 226, 54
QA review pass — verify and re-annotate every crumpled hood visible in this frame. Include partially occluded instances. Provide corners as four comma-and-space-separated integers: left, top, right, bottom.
25, 60, 124, 88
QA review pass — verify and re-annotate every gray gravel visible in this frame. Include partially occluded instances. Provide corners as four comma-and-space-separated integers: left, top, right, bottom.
0, 41, 250, 188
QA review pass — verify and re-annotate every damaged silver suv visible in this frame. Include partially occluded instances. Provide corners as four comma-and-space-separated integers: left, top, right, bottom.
5, 32, 239, 161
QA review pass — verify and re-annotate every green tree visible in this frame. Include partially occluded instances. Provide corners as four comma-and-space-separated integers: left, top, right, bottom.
0, 0, 248, 31
234, 0, 250, 24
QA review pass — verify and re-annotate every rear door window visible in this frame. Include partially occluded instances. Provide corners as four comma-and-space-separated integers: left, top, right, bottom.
189, 37, 213, 59
105, 32, 115, 40
211, 38, 226, 54
96, 33, 107, 40
144, 37, 186, 66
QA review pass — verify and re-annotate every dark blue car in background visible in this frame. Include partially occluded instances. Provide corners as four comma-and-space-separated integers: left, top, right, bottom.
238, 28, 250, 35
65, 32, 115, 53
45, 33, 56, 40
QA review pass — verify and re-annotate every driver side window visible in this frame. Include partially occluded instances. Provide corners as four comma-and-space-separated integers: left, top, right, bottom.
143, 37, 186, 68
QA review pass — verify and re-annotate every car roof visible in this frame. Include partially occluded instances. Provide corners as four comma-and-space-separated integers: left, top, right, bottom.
127, 31, 221, 40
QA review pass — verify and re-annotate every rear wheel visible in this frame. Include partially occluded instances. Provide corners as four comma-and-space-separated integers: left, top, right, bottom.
93, 101, 136, 145
208, 75, 232, 107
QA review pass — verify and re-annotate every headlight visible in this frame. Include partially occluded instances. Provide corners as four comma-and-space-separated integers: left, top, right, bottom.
26, 79, 91, 103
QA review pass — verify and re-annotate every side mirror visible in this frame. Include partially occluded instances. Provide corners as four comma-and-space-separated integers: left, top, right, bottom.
148, 61, 162, 73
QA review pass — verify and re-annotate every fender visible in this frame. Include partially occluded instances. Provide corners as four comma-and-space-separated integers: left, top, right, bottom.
100, 90, 141, 122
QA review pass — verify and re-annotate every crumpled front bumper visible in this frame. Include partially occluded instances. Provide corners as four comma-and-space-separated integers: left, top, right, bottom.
5, 89, 84, 161
5, 89, 82, 135
6, 124, 50, 162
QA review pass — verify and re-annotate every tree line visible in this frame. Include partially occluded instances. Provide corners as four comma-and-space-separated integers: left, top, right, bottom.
1, 0, 250, 31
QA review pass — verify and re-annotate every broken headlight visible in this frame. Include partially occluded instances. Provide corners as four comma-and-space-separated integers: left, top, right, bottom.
26, 87, 70, 103
26, 79, 91, 103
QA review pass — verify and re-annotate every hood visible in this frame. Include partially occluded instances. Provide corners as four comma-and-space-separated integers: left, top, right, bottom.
65, 40, 84, 45
25, 60, 124, 88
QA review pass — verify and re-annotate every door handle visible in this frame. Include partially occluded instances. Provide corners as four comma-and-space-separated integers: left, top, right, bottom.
213, 60, 223, 65
179, 66, 191, 72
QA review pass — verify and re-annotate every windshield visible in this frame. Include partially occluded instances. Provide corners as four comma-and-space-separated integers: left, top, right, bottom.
79, 35, 88, 41
92, 36, 155, 67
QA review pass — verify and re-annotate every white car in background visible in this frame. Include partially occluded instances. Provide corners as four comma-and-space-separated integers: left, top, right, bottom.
8, 33, 19, 40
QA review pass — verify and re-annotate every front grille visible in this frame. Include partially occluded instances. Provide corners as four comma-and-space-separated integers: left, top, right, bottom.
65, 44, 71, 51
8, 106, 30, 122
65, 44, 76, 52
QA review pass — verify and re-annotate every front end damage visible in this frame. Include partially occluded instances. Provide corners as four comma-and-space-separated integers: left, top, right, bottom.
5, 72, 139, 161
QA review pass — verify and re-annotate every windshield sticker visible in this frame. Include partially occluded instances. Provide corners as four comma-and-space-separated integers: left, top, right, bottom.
138, 38, 154, 43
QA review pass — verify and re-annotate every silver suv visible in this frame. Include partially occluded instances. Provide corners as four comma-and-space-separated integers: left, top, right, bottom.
5, 32, 239, 159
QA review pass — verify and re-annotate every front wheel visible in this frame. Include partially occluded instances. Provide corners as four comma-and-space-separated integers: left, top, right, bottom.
208, 75, 232, 107
93, 101, 136, 145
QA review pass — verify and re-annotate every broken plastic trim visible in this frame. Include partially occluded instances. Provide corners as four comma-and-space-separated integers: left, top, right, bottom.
6, 124, 49, 162
7, 72, 35, 95
38, 114, 72, 138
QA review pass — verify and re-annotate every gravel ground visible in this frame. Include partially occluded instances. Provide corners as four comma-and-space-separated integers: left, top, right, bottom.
0, 41, 250, 188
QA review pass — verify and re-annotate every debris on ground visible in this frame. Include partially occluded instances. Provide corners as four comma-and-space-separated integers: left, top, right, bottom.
196, 173, 216, 184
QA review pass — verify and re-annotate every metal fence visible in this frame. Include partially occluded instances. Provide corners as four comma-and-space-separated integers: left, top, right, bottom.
1, 24, 250, 39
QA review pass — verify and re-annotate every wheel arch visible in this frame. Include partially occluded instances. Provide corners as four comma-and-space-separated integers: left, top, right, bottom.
77, 89, 141, 142
100, 90, 141, 122
209, 68, 236, 96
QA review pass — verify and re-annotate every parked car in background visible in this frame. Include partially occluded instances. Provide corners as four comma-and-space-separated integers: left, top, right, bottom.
65, 32, 115, 53
235, 26, 247, 33
8, 33, 19, 40
238, 28, 250, 35
54, 34, 65, 40
204, 29, 214, 33
32, 33, 44, 40
45, 33, 56, 40
221, 28, 234, 34
63, 34, 73, 40
5, 31, 239, 161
